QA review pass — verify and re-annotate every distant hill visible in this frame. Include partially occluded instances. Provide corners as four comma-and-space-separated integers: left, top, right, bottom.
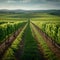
49, 10, 60, 16
0, 9, 26, 14
0, 9, 60, 16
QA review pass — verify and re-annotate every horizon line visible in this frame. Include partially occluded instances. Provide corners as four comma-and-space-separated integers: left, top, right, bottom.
0, 9, 60, 10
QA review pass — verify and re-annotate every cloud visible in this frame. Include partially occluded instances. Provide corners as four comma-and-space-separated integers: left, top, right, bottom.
0, 0, 31, 3
46, 0, 60, 2
0, 0, 60, 10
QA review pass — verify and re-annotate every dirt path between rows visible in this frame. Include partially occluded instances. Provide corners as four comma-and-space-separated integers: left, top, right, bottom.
31, 26, 47, 60
15, 25, 26, 60
32, 23, 60, 59
15, 24, 45, 60
15, 34, 24, 60
0, 26, 24, 59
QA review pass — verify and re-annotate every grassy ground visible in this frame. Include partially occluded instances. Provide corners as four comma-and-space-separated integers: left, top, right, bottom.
19, 21, 44, 60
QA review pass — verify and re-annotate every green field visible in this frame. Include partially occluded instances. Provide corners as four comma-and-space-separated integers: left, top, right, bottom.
0, 12, 60, 60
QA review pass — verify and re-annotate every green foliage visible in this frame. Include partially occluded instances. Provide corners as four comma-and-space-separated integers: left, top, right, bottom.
2, 23, 27, 60
0, 22, 27, 43
31, 23, 59, 60
32, 21, 60, 45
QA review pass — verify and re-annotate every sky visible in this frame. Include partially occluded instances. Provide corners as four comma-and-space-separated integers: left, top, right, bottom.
0, 0, 60, 10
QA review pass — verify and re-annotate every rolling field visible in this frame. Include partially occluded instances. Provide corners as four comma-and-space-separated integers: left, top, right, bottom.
0, 12, 60, 60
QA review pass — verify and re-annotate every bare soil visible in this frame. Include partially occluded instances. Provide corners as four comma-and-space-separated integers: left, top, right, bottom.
32, 23, 60, 60
0, 27, 23, 59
